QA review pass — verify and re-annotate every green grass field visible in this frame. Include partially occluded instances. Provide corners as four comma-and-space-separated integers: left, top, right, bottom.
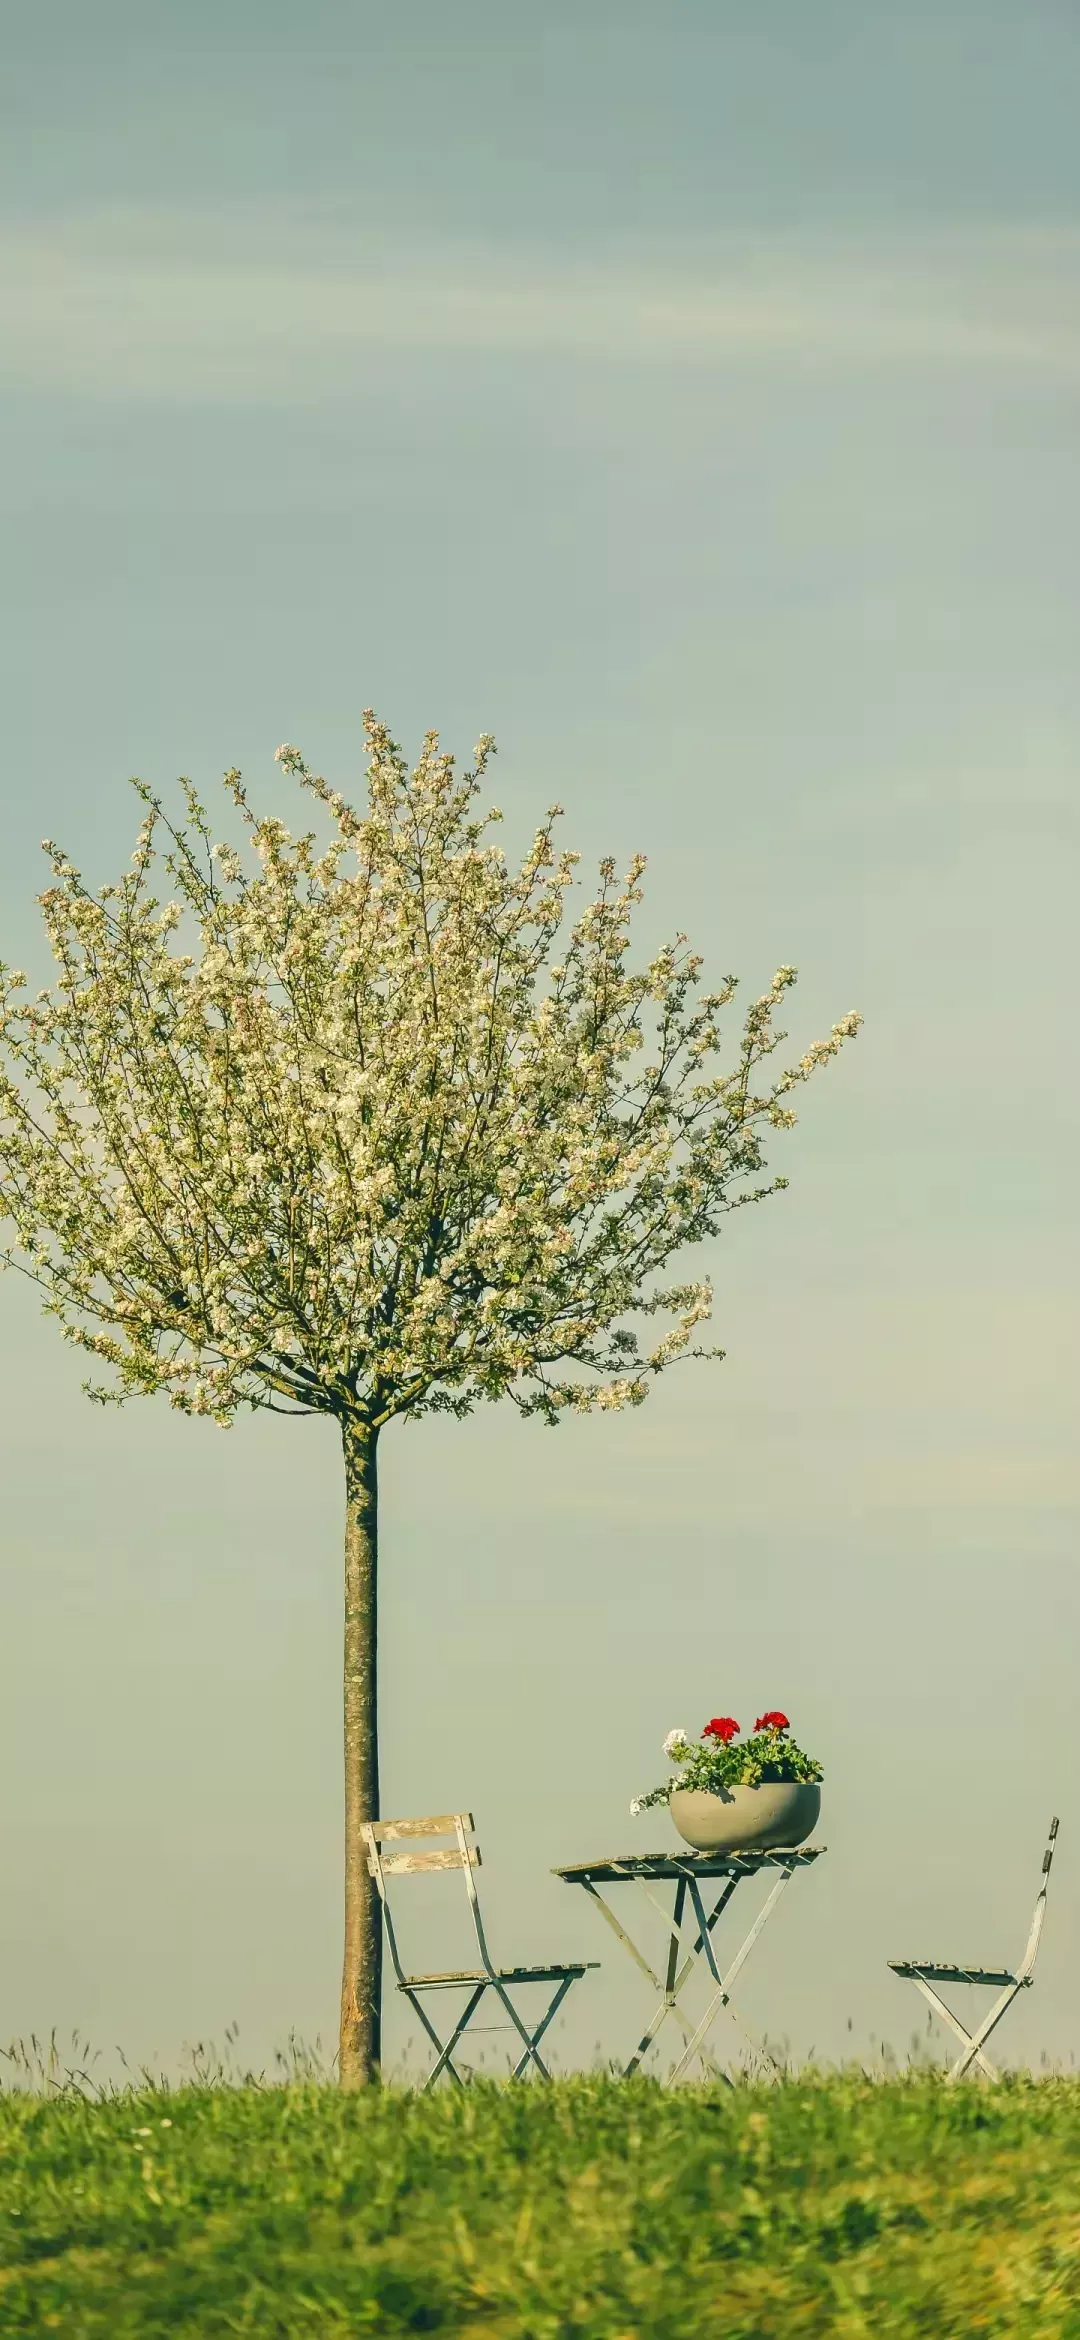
2, 2071, 1080, 2336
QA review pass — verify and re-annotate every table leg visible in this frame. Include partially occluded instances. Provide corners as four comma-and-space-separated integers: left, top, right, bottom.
667, 1863, 796, 2084
622, 1875, 737, 2081
580, 1880, 727, 2080
686, 1876, 782, 2080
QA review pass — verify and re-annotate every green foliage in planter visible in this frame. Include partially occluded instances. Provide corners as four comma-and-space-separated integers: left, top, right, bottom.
632, 1711, 823, 1814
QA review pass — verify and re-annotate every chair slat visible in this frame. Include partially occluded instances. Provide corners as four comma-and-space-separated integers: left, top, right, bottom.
398, 1961, 597, 1988
889, 1960, 1019, 1987
375, 1846, 482, 1877
369, 1813, 474, 1843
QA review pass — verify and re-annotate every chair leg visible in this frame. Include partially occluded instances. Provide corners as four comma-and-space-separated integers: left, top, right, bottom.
908, 1976, 1001, 2083
408, 1974, 583, 2089
487, 1976, 560, 2078
406, 1983, 487, 2090
508, 1973, 577, 2081
946, 1982, 1021, 2084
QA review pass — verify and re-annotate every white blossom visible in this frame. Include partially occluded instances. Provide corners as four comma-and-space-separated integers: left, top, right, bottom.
663, 1728, 691, 1758
0, 716, 860, 1430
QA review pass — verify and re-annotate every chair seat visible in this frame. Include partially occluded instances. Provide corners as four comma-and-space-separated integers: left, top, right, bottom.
398, 1962, 597, 1990
888, 1959, 1025, 1987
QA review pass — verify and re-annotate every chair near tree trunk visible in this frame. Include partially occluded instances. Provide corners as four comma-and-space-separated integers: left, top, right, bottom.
888, 1817, 1059, 2081
362, 1813, 598, 2088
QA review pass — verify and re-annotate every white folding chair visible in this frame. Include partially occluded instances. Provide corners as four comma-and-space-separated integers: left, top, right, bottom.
889, 1817, 1059, 2081
362, 1811, 598, 2088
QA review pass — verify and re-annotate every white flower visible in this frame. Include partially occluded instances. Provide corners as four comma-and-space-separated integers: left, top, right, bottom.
663, 1728, 690, 1758
629, 1797, 644, 1816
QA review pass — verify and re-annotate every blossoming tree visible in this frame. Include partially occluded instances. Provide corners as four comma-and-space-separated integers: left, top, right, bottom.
0, 715, 859, 2084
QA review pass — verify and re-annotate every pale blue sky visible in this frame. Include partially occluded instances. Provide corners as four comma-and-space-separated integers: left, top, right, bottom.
1, 2, 1079, 2079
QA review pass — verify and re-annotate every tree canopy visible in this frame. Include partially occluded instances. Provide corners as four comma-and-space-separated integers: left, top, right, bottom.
0, 715, 860, 1432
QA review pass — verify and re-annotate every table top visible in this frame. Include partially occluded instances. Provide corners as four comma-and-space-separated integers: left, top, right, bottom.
554, 1845, 826, 1885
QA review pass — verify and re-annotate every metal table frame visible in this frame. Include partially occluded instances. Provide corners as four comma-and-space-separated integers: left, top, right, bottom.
555, 1846, 824, 2082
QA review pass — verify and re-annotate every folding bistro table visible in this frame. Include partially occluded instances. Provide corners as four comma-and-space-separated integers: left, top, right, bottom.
555, 1845, 824, 2081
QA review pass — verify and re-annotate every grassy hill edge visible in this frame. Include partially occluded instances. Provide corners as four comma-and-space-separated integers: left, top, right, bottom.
2, 2072, 1079, 2335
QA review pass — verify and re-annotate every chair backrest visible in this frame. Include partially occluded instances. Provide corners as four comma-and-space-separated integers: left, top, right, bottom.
361, 1813, 495, 1981
1016, 1816, 1059, 1981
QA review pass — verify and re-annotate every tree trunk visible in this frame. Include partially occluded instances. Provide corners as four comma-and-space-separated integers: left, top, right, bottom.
339, 1413, 382, 2086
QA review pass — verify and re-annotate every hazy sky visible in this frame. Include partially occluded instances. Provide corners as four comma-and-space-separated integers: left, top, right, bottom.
2, 1, 1079, 2081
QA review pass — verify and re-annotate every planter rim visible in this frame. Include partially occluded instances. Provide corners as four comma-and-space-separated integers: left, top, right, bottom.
670, 1778, 822, 1795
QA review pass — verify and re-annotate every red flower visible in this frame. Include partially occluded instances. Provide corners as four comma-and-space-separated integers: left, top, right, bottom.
702, 1716, 740, 1743
754, 1711, 790, 1733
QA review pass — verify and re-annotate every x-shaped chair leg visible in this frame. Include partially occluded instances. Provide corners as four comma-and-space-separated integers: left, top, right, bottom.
486, 1975, 562, 2079
409, 1973, 580, 2088
404, 1983, 487, 2090
906, 1972, 1024, 2083
948, 1982, 1026, 2082
508, 1973, 577, 2080
907, 1976, 1000, 2082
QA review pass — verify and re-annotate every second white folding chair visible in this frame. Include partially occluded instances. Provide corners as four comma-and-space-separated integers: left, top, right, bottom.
888, 1817, 1059, 2081
363, 1811, 598, 2088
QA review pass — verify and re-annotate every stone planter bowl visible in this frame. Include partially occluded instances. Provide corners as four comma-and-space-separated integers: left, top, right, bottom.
669, 1781, 820, 1855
